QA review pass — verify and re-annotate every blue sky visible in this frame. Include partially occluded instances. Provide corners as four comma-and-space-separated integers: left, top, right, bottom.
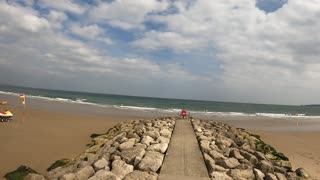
1, 0, 320, 105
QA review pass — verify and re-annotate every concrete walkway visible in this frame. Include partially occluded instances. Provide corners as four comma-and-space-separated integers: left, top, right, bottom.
159, 119, 210, 180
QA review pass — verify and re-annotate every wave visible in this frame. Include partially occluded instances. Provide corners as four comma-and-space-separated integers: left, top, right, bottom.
1, 90, 320, 119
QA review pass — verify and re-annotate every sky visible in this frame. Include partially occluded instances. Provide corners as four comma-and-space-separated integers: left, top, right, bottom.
0, 0, 319, 105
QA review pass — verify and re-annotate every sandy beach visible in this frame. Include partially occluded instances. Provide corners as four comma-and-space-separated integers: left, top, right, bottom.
0, 94, 320, 178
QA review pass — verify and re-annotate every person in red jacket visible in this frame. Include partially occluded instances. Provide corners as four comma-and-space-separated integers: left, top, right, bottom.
181, 109, 187, 118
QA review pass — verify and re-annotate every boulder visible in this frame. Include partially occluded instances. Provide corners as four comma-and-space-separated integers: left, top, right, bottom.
274, 166, 287, 174
24, 173, 46, 180
210, 172, 232, 180
157, 136, 170, 144
273, 160, 292, 170
59, 173, 76, 180
120, 147, 145, 164
209, 150, 226, 160
160, 128, 172, 138
265, 173, 277, 180
134, 143, 147, 149
230, 148, 244, 160
275, 173, 287, 180
124, 171, 158, 180
88, 170, 120, 180
256, 160, 274, 174
75, 166, 95, 180
217, 138, 233, 149
147, 143, 168, 153
253, 168, 265, 180
138, 151, 164, 172
200, 140, 211, 153
216, 158, 240, 169
93, 158, 109, 171
140, 136, 154, 146
144, 131, 160, 139
240, 150, 258, 165
113, 132, 127, 143
253, 151, 267, 161
227, 169, 255, 180
127, 132, 140, 142
295, 167, 311, 179
111, 160, 134, 179
119, 139, 136, 151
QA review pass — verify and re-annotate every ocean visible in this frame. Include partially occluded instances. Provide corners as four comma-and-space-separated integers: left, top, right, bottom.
1, 85, 320, 118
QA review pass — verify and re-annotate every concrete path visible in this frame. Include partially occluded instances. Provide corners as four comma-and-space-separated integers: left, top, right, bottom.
159, 119, 210, 180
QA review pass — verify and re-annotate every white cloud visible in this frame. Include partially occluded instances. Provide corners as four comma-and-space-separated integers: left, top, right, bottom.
39, 0, 86, 14
2, 0, 320, 104
69, 24, 112, 44
132, 30, 207, 52
89, 0, 169, 30
0, 1, 202, 97
0, 2, 50, 33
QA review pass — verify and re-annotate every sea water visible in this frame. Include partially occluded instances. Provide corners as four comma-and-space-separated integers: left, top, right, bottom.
1, 85, 320, 118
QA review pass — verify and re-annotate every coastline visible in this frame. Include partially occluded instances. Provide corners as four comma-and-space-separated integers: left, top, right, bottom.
0, 93, 319, 178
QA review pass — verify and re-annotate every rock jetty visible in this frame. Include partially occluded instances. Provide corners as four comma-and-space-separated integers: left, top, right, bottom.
191, 118, 313, 180
24, 118, 176, 180
6, 117, 313, 180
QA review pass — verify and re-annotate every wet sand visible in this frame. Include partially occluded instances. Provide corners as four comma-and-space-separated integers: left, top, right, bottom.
0, 93, 319, 178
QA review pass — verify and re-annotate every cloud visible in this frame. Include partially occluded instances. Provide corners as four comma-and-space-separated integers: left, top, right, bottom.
89, 0, 169, 30
69, 24, 112, 43
1, 0, 320, 104
38, 0, 86, 14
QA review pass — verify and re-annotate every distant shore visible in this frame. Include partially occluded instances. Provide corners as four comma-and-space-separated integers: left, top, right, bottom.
0, 93, 319, 178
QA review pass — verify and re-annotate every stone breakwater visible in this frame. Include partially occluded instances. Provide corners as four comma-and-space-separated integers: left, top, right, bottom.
24, 118, 176, 180
191, 119, 313, 180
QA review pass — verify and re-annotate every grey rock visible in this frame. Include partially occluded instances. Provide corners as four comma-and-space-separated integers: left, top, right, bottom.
227, 169, 255, 180
88, 170, 120, 180
119, 139, 136, 151
209, 150, 226, 160
240, 150, 258, 165
75, 166, 95, 180
24, 173, 46, 180
295, 167, 311, 179
286, 172, 302, 179
120, 146, 145, 164
138, 151, 164, 172
93, 158, 109, 171
253, 151, 267, 161
134, 143, 147, 149
59, 173, 76, 180
144, 131, 160, 139
127, 132, 140, 142
230, 148, 244, 160
256, 160, 274, 174
111, 160, 134, 179
47, 164, 77, 179
275, 173, 287, 180
123, 171, 158, 180
217, 138, 233, 149
157, 136, 170, 144
159, 128, 172, 138
140, 136, 154, 146
274, 166, 287, 174
253, 168, 265, 180
265, 173, 277, 180
273, 160, 292, 170
147, 143, 168, 153
210, 172, 232, 179
113, 132, 127, 143
200, 140, 211, 153
216, 158, 240, 169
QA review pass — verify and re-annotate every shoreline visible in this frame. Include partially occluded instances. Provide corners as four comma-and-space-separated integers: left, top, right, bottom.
2, 91, 320, 120
0, 93, 319, 178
